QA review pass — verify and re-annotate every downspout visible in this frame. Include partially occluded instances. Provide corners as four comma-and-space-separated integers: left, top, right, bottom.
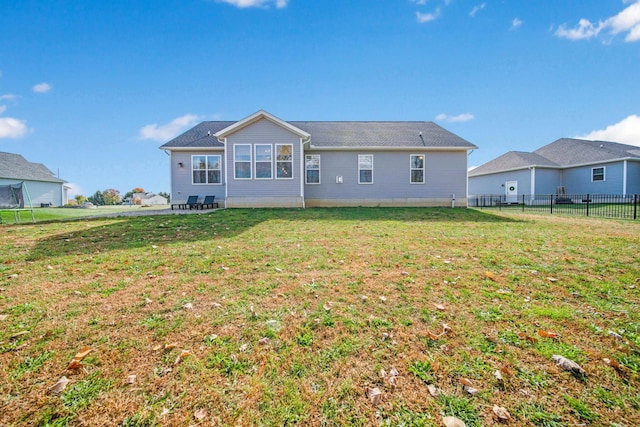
300, 136, 311, 208
623, 160, 627, 197
217, 137, 228, 207
529, 167, 535, 203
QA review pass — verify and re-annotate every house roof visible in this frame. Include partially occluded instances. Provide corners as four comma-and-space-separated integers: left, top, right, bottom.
160, 118, 477, 150
469, 138, 640, 177
0, 152, 65, 183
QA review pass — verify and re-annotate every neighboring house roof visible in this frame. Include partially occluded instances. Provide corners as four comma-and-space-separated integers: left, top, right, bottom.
469, 138, 640, 177
469, 151, 559, 176
0, 152, 65, 183
160, 115, 477, 150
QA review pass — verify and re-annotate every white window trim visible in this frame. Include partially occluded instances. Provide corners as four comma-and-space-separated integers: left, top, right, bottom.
254, 144, 273, 180
591, 166, 606, 182
275, 144, 294, 180
409, 154, 425, 184
234, 144, 252, 180
358, 154, 374, 184
305, 154, 321, 185
191, 154, 222, 185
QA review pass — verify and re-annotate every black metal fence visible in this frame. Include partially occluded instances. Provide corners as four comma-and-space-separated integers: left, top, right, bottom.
469, 194, 639, 220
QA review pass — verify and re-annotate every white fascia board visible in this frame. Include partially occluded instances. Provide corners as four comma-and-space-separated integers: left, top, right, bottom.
161, 147, 224, 152
214, 110, 310, 139
469, 165, 560, 178
305, 146, 473, 152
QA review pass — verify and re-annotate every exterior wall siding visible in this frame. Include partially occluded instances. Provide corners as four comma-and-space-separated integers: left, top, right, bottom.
304, 151, 468, 207
0, 179, 63, 206
627, 161, 640, 194
169, 150, 225, 204
534, 169, 562, 195
562, 162, 624, 194
224, 118, 303, 208
468, 169, 531, 196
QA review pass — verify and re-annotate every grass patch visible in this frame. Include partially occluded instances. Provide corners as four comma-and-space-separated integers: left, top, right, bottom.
0, 208, 639, 425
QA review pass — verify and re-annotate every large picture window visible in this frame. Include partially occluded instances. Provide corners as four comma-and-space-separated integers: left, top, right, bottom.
410, 154, 424, 184
305, 155, 320, 184
358, 154, 373, 184
255, 144, 272, 179
192, 155, 221, 184
234, 144, 252, 179
276, 144, 293, 179
592, 167, 605, 182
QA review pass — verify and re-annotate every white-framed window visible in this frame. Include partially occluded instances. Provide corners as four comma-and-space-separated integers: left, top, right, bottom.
592, 167, 605, 182
234, 144, 252, 179
358, 154, 373, 184
255, 144, 273, 179
410, 154, 424, 184
305, 154, 320, 184
276, 144, 293, 179
192, 155, 222, 185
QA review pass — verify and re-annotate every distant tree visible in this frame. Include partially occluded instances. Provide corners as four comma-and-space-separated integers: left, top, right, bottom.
103, 189, 122, 205
122, 187, 146, 203
88, 190, 104, 206
158, 191, 170, 200
75, 195, 88, 205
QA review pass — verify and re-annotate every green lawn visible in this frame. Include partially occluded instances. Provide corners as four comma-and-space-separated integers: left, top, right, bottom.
1, 208, 638, 426
0, 205, 170, 224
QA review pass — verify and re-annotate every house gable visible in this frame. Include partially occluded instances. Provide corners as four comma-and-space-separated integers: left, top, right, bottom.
215, 110, 310, 141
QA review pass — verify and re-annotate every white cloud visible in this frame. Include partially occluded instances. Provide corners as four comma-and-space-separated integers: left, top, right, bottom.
0, 106, 5, 115
410, 0, 428, 4
0, 94, 18, 101
139, 114, 201, 142
555, 0, 640, 42
216, 0, 288, 8
576, 115, 640, 146
32, 82, 52, 93
470, 3, 485, 18
0, 117, 29, 139
417, 9, 440, 23
511, 17, 522, 30
435, 113, 475, 123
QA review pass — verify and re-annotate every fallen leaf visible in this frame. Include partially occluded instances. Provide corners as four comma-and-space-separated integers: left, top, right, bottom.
10, 331, 29, 340
500, 365, 514, 377
537, 329, 558, 339
443, 415, 466, 427
494, 370, 503, 381
484, 271, 496, 281
126, 374, 136, 384
161, 407, 170, 416
365, 386, 382, 405
608, 330, 623, 340
427, 384, 439, 396
258, 337, 270, 346
48, 376, 70, 394
463, 385, 479, 395
493, 405, 511, 420
426, 330, 440, 340
239, 343, 249, 352
66, 360, 83, 371
164, 342, 178, 350
459, 377, 473, 387
173, 349, 190, 366
518, 332, 538, 343
194, 408, 206, 420
547, 277, 559, 283
183, 302, 194, 310
603, 358, 624, 370
552, 354, 585, 375
434, 303, 446, 311
323, 302, 333, 311
73, 346, 93, 361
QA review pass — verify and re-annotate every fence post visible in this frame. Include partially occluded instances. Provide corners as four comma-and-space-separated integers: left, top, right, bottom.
635, 194, 638, 220
586, 194, 590, 217
550, 194, 553, 214
522, 194, 525, 212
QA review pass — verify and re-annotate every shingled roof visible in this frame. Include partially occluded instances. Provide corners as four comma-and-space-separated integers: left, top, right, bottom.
469, 138, 640, 177
0, 152, 65, 183
160, 120, 476, 150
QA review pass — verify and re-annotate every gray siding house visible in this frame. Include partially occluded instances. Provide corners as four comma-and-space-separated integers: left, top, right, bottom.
160, 110, 477, 208
469, 138, 640, 200
0, 152, 68, 206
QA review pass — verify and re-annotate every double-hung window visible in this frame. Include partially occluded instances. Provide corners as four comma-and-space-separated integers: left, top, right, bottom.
255, 144, 272, 179
410, 154, 425, 184
276, 144, 293, 179
192, 155, 221, 184
234, 144, 252, 179
358, 154, 373, 184
592, 167, 605, 182
305, 155, 320, 184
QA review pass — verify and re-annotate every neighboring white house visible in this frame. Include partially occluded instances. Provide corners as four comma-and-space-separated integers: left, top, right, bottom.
468, 138, 640, 199
0, 152, 68, 206
160, 110, 477, 208
132, 192, 168, 206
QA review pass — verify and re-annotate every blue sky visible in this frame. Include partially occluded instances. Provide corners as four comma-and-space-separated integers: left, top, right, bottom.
1, 0, 639, 198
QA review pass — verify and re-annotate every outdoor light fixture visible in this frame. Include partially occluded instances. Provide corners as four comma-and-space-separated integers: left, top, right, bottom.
178, 162, 183, 168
